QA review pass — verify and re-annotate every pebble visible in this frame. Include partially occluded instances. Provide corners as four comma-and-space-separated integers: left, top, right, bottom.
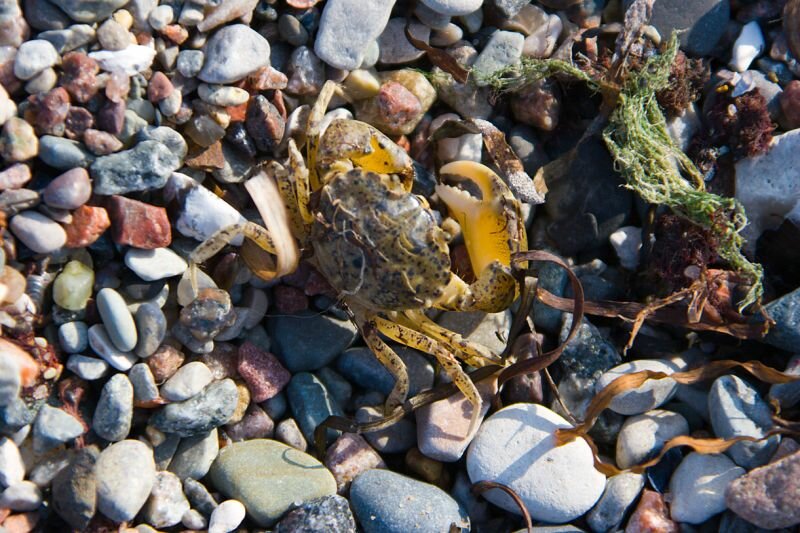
587, 473, 645, 533
420, 0, 482, 16
92, 373, 133, 442
354, 406, 416, 453
245, 94, 285, 153
51, 446, 98, 530
91, 140, 181, 196
9, 210, 66, 254
147, 344, 185, 383
324, 433, 386, 493
314, 0, 395, 70
133, 303, 166, 358
171, 174, 247, 244
725, 449, 800, 529
38, 25, 95, 54
198, 84, 249, 107
38, 135, 94, 169
53, 260, 93, 311
437, 309, 512, 355
96, 287, 138, 352
88, 324, 137, 371
160, 361, 213, 402
275, 418, 308, 451
196, 0, 259, 32
142, 471, 190, 529
183, 476, 218, 516
13, 40, 59, 80
207, 499, 246, 533
595, 359, 680, 415
95, 439, 156, 523
183, 508, 207, 530
150, 378, 239, 437
130, 362, 159, 403
0, 118, 38, 163
472, 30, 525, 86
274, 495, 356, 533
58, 0, 128, 23
467, 403, 606, 523
709, 374, 780, 468
0, 437, 24, 487
66, 354, 109, 381
237, 342, 290, 403
378, 19, 429, 65
730, 21, 764, 72
199, 24, 270, 84
638, 0, 729, 56
769, 354, 800, 409
42, 168, 91, 210
108, 195, 172, 250
88, 44, 156, 75
609, 226, 642, 270
337, 346, 434, 398
269, 311, 358, 372
58, 321, 88, 354
669, 452, 744, 524
226, 404, 275, 441
0, 164, 31, 190
32, 404, 84, 453
63, 205, 110, 248
625, 489, 678, 533
209, 439, 336, 527
278, 14, 308, 47
764, 287, 800, 351
0, 480, 41, 511
287, 372, 344, 444
616, 409, 689, 469
124, 248, 187, 283
177, 49, 204, 78
350, 469, 469, 533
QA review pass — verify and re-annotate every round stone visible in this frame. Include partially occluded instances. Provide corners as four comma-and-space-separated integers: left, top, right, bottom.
142, 471, 190, 529
58, 321, 88, 354
161, 361, 214, 402
168, 428, 219, 481
199, 24, 270, 84
10, 211, 67, 254
419, 0, 482, 16
0, 480, 42, 511
14, 40, 60, 80
208, 499, 246, 533
51, 446, 98, 530
595, 359, 680, 415
96, 287, 138, 353
150, 378, 239, 437
669, 452, 744, 524
32, 405, 84, 453
53, 260, 93, 311
587, 472, 645, 533
66, 354, 109, 381
92, 373, 133, 442
95, 439, 156, 523
616, 409, 689, 469
124, 247, 188, 282
87, 324, 138, 371
134, 302, 167, 358
130, 363, 159, 403
42, 168, 91, 210
466, 403, 606, 523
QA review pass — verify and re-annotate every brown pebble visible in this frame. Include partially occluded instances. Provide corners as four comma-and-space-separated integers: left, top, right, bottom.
146, 344, 185, 383
105, 71, 130, 103
64, 107, 94, 140
63, 205, 111, 248
25, 87, 70, 136
0, 163, 31, 190
510, 78, 561, 131
247, 66, 288, 91
227, 381, 251, 425
96, 99, 125, 135
625, 489, 678, 533
376, 82, 422, 133
160, 24, 188, 45
226, 404, 274, 441
184, 141, 225, 170
106, 195, 172, 249
200, 342, 239, 381
324, 433, 386, 493
83, 128, 123, 155
61, 52, 99, 104
147, 71, 174, 102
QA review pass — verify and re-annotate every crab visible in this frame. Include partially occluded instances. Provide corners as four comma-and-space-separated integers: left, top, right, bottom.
189, 81, 528, 430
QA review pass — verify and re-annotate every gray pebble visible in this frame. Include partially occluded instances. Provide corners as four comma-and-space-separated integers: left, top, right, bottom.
88, 324, 138, 371
130, 363, 160, 403
66, 354, 109, 381
92, 373, 133, 442
356, 406, 417, 453
9, 210, 66, 254
134, 302, 167, 358
595, 359, 680, 415
38, 24, 95, 54
153, 433, 181, 471
96, 287, 138, 353
669, 452, 743, 524
182, 508, 207, 530
199, 24, 270, 84
0, 480, 42, 511
587, 473, 644, 533
160, 361, 213, 402
58, 321, 88, 354
57, 0, 128, 23
177, 50, 204, 78
769, 354, 800, 409
38, 135, 95, 169
91, 140, 181, 195
314, 0, 395, 70
142, 471, 190, 529
150, 378, 239, 437
95, 439, 156, 522
0, 354, 21, 406
52, 445, 98, 530
286, 372, 344, 444
183, 477, 219, 516
167, 428, 219, 480
616, 409, 689, 469
472, 30, 525, 86
377, 18, 429, 65
278, 14, 308, 47
268, 311, 358, 372
13, 39, 59, 80
262, 392, 287, 420
33, 404, 84, 453
337, 346, 434, 398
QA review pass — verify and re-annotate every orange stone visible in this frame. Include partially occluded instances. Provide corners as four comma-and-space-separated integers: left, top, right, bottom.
64, 205, 110, 248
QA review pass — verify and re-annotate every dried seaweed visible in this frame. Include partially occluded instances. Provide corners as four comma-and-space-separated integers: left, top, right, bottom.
472, 481, 533, 533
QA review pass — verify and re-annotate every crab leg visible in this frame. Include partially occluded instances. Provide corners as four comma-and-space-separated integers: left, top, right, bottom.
354, 312, 410, 415
372, 316, 483, 435
399, 310, 499, 367
306, 80, 340, 191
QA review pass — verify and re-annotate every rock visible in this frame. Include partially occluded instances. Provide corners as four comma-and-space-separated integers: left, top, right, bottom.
13, 40, 59, 80
125, 248, 187, 282
764, 287, 800, 352
199, 24, 270, 84
0, 118, 38, 163
96, 287, 137, 352
57, 0, 128, 23
314, 0, 394, 70
63, 205, 111, 248
625, 489, 678, 533
170, 175, 247, 244
39, 25, 95, 54
160, 361, 213, 402
780, 80, 800, 130
0, 437, 24, 487
9, 211, 66, 253
473, 30, 525, 86
51, 446, 98, 530
269, 311, 358, 372
245, 94, 285, 154
628, 0, 728, 56
420, 0, 482, 16
0, 164, 30, 191
587, 473, 644, 533
53, 260, 94, 311
183, 508, 207, 530
133, 303, 166, 358
730, 21, 764, 72
769, 354, 800, 409
354, 70, 436, 136
237, 342, 290, 403
130, 363, 159, 403
43, 168, 91, 210
467, 403, 605, 523
91, 141, 181, 196
95, 440, 156, 523
38, 135, 94, 169
32, 404, 84, 453
209, 439, 336, 527
88, 45, 156, 75
609, 226, 642, 270
226, 404, 274, 441
595, 359, 680, 416
378, 18, 429, 65
183, 477, 218, 516
324, 433, 385, 493
0, 480, 41, 511
437, 309, 512, 355
669, 452, 744, 524
510, 79, 560, 131
416, 377, 497, 462
616, 409, 689, 469
725, 449, 800, 529
151, 379, 239, 437
208, 499, 246, 533
274, 495, 356, 533
709, 375, 780, 469
88, 324, 137, 371
147, 344, 185, 383
142, 471, 190, 529
350, 469, 469, 533
357, 406, 417, 453
286, 372, 344, 444
285, 45, 325, 96
337, 346, 434, 398
92, 373, 133, 442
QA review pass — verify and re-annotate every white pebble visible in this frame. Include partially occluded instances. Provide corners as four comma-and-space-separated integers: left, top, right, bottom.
595, 359, 680, 415
66, 354, 110, 381
730, 21, 764, 72
609, 226, 642, 270
13, 40, 60, 80
669, 452, 744, 524
0, 437, 24, 488
89, 44, 157, 75
160, 361, 213, 402
209, 499, 246, 533
0, 480, 42, 511
125, 247, 188, 282
88, 324, 138, 371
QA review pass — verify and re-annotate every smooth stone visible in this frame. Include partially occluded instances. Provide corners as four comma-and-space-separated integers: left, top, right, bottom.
0, 480, 42, 511
0, 437, 24, 487
96, 287, 137, 352
350, 469, 469, 533
472, 30, 525, 86
770, 354, 800, 409
626, 0, 729, 56
137, 126, 188, 160
709, 375, 780, 468
595, 359, 680, 415
58, 321, 88, 354
337, 346, 434, 398
314, 0, 395, 70
95, 439, 156, 523
168, 428, 219, 481
142, 471, 190, 529
53, 260, 94, 311
130, 362, 159, 403
153, 433, 181, 471
436, 309, 512, 355
88, 45, 156, 75
467, 403, 606, 523
161, 361, 214, 402
92, 373, 133, 442
125, 247, 188, 282
609, 226, 642, 270
199, 24, 270, 84
730, 20, 764, 72
170, 174, 247, 244
133, 303, 166, 358
57, 0, 128, 23
183, 508, 207, 530
273, 495, 356, 533
286, 372, 344, 444
91, 141, 180, 195
9, 211, 66, 253
38, 136, 94, 169
669, 452, 744, 524
183, 477, 219, 516
587, 473, 645, 533
51, 446, 98, 530
0, 354, 20, 406
66, 354, 109, 381
32, 405, 84, 453
357, 406, 416, 453
420, 0, 482, 16
209, 499, 246, 533
764, 287, 800, 352
88, 324, 137, 371
616, 409, 689, 469
150, 378, 239, 437
209, 439, 336, 527
377, 18, 429, 65
13, 40, 59, 80
269, 311, 358, 372
43, 168, 91, 210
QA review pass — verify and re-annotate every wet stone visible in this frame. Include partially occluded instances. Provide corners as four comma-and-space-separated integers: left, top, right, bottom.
92, 373, 133, 442
51, 445, 98, 530
150, 378, 239, 437
180, 288, 236, 342
91, 141, 181, 196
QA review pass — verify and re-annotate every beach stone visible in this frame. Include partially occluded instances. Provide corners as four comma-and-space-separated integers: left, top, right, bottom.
171, 175, 247, 244
709, 375, 780, 469
274, 495, 356, 533
725, 450, 800, 529
337, 346, 434, 398
0, 480, 41, 511
285, 45, 325, 96
595, 359, 680, 415
770, 354, 800, 409
0, 164, 30, 190
473, 30, 525, 86
125, 248, 187, 282
245, 94, 285, 153
378, 18, 429, 65
57, 0, 128, 22
64, 205, 110, 248
324, 433, 386, 493
626, 489, 678, 533
209, 439, 336, 527
764, 286, 800, 351
616, 409, 689, 469
147, 344, 185, 383
0, 118, 38, 163
32, 404, 84, 453
91, 141, 181, 195
66, 353, 107, 380
626, 0, 728, 56
142, 471, 190, 529
13, 39, 59, 80
58, 321, 87, 354
199, 24, 270, 84
350, 469, 469, 533
42, 168, 91, 210
96, 287, 137, 352
587, 473, 645, 533
38, 135, 93, 169
275, 418, 307, 451
9, 211, 66, 253
269, 311, 358, 372
133, 303, 166, 358
467, 403, 606, 523
161, 361, 213, 402
0, 437, 23, 489
314, 0, 394, 70
51, 446, 98, 530
151, 378, 238, 437
356, 406, 416, 453
420, 0, 482, 16
92, 373, 133, 442
237, 342, 290, 403
286, 372, 344, 444
96, 439, 156, 523
226, 404, 274, 441
209, 499, 246, 533
669, 452, 744, 524
107, 194, 172, 249
88, 324, 137, 371
130, 363, 158, 403
88, 44, 156, 75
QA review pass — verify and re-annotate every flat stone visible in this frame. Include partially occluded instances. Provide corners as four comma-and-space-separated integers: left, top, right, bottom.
420, 0, 482, 16
38, 135, 94, 169
161, 361, 213, 402
595, 359, 680, 415
89, 44, 156, 75
150, 378, 239, 437
616, 409, 689, 469
350, 469, 469, 533
337, 346, 434, 398
64, 355, 104, 382
125, 248, 187, 281
669, 452, 744, 524
314, 0, 395, 70
57, 0, 129, 23
51, 446, 98, 530
32, 404, 84, 453
95, 439, 156, 523
467, 403, 606, 523
587, 473, 645, 533
9, 211, 66, 253
142, 471, 190, 529
91, 141, 181, 195
378, 18, 429, 65
269, 311, 358, 372
286, 372, 344, 444
133, 302, 166, 358
92, 373, 133, 442
274, 495, 356, 533
199, 24, 270, 84
209, 439, 336, 527
96, 287, 137, 352
88, 324, 137, 371
472, 30, 525, 86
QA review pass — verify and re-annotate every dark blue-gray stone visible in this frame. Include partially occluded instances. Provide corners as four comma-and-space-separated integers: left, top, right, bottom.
150, 379, 239, 437
183, 477, 218, 516
90, 140, 181, 195
315, 367, 352, 407
52, 445, 98, 530
350, 469, 469, 533
39, 136, 95, 169
268, 311, 358, 372
286, 372, 343, 444
530, 254, 568, 334
0, 396, 35, 433
625, 0, 729, 56
33, 404, 84, 453
336, 346, 434, 397
274, 495, 356, 533
769, 354, 800, 409
764, 287, 800, 351
134, 303, 166, 358
92, 373, 133, 442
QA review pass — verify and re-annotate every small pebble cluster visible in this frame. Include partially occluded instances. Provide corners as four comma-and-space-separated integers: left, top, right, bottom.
0, 0, 800, 532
